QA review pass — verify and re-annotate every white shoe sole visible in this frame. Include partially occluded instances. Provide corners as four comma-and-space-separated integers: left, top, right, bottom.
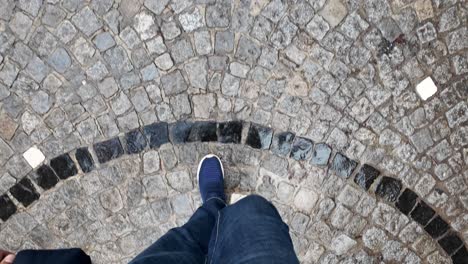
197, 154, 225, 183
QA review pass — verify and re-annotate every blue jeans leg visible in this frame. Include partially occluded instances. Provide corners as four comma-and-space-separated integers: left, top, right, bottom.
129, 198, 226, 264
207, 195, 299, 264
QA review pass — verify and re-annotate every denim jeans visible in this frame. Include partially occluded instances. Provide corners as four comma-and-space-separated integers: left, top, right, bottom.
129, 195, 299, 264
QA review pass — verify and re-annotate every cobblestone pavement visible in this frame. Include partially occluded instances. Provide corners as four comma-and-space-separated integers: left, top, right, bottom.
0, 0, 467, 263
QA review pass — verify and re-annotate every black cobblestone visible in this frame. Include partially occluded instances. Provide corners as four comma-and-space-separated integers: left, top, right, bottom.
35, 165, 60, 190
354, 164, 380, 190
375, 176, 402, 202
410, 201, 435, 226
143, 122, 169, 148
290, 137, 313, 161
246, 123, 273, 150
188, 121, 218, 142
169, 121, 192, 144
125, 130, 148, 154
331, 153, 357, 178
271, 132, 295, 156
219, 121, 243, 144
395, 188, 418, 215
438, 232, 464, 256
0, 194, 16, 221
75, 147, 95, 173
50, 153, 78, 179
310, 143, 331, 166
9, 178, 40, 207
452, 246, 468, 264
424, 215, 449, 239
93, 138, 124, 164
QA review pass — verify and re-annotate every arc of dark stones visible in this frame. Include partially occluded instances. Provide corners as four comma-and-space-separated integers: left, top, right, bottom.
0, 120, 466, 263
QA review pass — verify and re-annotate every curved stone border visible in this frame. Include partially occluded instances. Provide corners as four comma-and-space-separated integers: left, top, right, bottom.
0, 120, 466, 263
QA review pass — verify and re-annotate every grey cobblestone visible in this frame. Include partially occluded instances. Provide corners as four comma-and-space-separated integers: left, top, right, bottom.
0, 1, 465, 262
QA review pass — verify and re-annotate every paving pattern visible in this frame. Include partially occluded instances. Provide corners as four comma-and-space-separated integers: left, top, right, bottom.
0, 0, 467, 263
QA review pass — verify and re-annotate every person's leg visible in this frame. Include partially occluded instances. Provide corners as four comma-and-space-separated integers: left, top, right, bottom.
129, 198, 226, 264
207, 195, 299, 264
130, 155, 227, 264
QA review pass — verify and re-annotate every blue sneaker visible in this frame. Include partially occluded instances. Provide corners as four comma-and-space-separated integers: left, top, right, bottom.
197, 154, 225, 203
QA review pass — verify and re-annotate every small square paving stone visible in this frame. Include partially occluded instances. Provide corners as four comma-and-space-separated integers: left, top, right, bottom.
206, 0, 231, 28
48, 48, 71, 73
93, 138, 124, 164
218, 121, 243, 144
75, 147, 95, 173
354, 164, 380, 190
188, 122, 218, 142
290, 137, 313, 161
438, 232, 464, 256
452, 246, 468, 264
331, 153, 357, 178
246, 123, 273, 150
424, 215, 449, 239
306, 15, 330, 41
155, 53, 174, 71
72, 7, 102, 36
445, 102, 468, 128
143, 122, 169, 148
235, 36, 261, 65
169, 38, 194, 64
179, 7, 205, 32
215, 31, 235, 55
0, 194, 16, 221
375, 176, 402, 202
416, 22, 437, 44
410, 128, 434, 153
35, 164, 60, 190
50, 153, 78, 179
410, 201, 435, 226
271, 132, 295, 156
169, 121, 192, 144
161, 70, 187, 96
93, 31, 115, 51
9, 177, 40, 207
125, 129, 147, 154
310, 143, 332, 166
395, 188, 418, 215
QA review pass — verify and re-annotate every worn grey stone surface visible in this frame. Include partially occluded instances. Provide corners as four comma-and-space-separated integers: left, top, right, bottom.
0, 0, 466, 263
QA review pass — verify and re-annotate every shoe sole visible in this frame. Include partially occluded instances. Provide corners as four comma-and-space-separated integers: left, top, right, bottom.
197, 154, 225, 183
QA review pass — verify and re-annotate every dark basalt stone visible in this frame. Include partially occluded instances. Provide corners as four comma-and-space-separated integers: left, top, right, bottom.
354, 164, 380, 190
245, 123, 273, 150
410, 201, 435, 226
395, 188, 418, 215
424, 215, 449, 239
143, 122, 169, 148
438, 232, 464, 256
290, 137, 313, 161
169, 121, 192, 144
93, 138, 124, 164
0, 194, 16, 221
219, 121, 243, 143
271, 132, 295, 156
452, 246, 468, 264
125, 129, 147, 154
310, 143, 331, 166
188, 121, 218, 142
331, 153, 357, 178
50, 153, 78, 179
75, 147, 95, 173
35, 164, 60, 190
9, 178, 40, 207
375, 176, 402, 202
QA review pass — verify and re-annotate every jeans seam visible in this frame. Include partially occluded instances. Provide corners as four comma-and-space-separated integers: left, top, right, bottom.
209, 211, 221, 264
205, 197, 227, 206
